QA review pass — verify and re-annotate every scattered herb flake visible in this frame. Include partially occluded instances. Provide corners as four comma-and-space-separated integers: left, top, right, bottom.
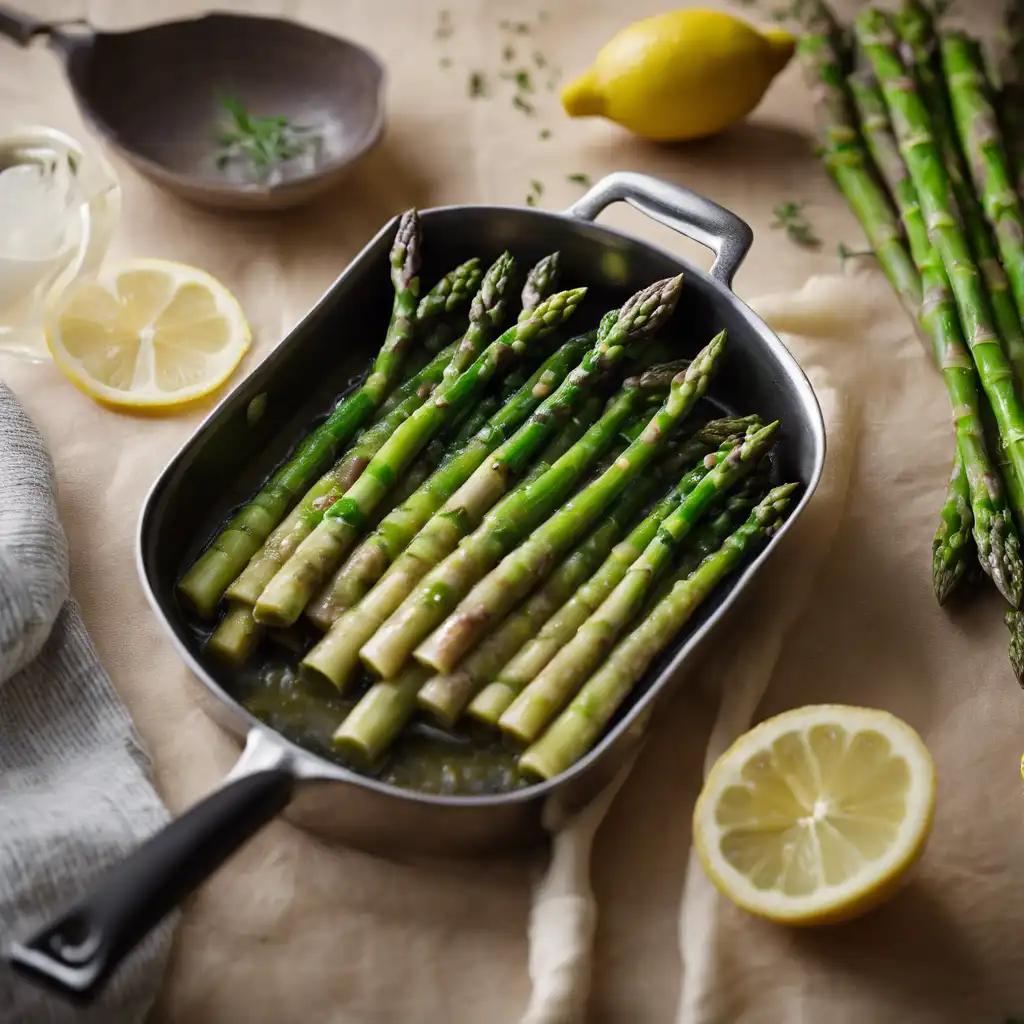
533, 50, 548, 68
567, 172, 591, 186
435, 9, 453, 39
469, 71, 487, 98
772, 201, 821, 249
439, 57, 452, 68
531, 179, 544, 195
837, 241, 874, 265
66, 152, 80, 175
525, 193, 537, 206
503, 44, 516, 62
539, 127, 552, 139
513, 94, 535, 114
515, 69, 533, 92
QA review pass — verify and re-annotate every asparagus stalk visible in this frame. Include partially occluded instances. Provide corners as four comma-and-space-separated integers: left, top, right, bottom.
521, 252, 561, 311
858, 9, 1024, 607
518, 484, 797, 781
299, 395, 607, 690
1007, 609, 1024, 685
296, 279, 685, 686
796, 24, 924, 347
895, 1, 1024, 382
497, 423, 777, 745
933, 450, 974, 603
997, 0, 1024, 197
419, 417, 761, 727
253, 282, 588, 628
178, 210, 424, 618
304, 333, 593, 629
370, 332, 725, 680
942, 31, 1024, 333
846, 61, 1021, 603
416, 343, 735, 676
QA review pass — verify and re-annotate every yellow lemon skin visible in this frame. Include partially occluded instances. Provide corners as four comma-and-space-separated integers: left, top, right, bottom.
562, 10, 795, 142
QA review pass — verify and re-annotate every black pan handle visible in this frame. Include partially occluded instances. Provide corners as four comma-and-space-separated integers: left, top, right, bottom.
565, 171, 754, 289
6, 729, 295, 1003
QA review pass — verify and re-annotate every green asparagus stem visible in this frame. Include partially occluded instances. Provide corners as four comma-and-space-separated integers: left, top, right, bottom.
304, 334, 594, 629
859, 9, 1024, 606
415, 339, 733, 675
517, 484, 797, 781
497, 423, 777, 745
371, 332, 725, 681
333, 664, 431, 769
178, 210, 424, 618
933, 450, 974, 603
895, 2, 1024, 382
846, 59, 1021, 603
997, 0, 1024, 197
414, 258, 484, 327
1006, 608, 1024, 684
942, 31, 1024, 333
253, 282, 588, 628
299, 395, 607, 691
520, 252, 560, 311
205, 603, 262, 666
419, 417, 760, 727
796, 26, 924, 345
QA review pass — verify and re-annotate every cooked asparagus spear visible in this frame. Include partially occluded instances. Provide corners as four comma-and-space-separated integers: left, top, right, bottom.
933, 451, 974, 604
497, 423, 777, 745
178, 210, 424, 618
416, 343, 737, 676
942, 31, 1024, 332
253, 282, 588, 628
1007, 609, 1024, 685
369, 332, 725, 680
895, 1, 1024, 382
419, 416, 761, 727
297, 280, 685, 687
520, 252, 561, 311
517, 484, 797, 781
858, 8, 1024, 606
304, 333, 593, 629
845, 61, 1021, 604
797, 20, 925, 350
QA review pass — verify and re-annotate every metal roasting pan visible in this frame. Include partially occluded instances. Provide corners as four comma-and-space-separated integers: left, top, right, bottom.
8, 172, 825, 1002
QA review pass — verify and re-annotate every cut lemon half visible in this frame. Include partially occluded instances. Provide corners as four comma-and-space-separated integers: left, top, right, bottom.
693, 705, 936, 926
46, 258, 250, 410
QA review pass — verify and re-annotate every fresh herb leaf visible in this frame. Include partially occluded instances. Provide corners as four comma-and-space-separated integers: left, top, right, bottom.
539, 127, 552, 139
772, 201, 821, 249
513, 94, 535, 114
837, 241, 874, 265
567, 172, 591, 186
503, 44, 516, 62
214, 96, 318, 180
469, 71, 487, 98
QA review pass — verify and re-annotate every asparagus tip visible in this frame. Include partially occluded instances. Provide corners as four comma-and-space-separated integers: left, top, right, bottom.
391, 209, 422, 292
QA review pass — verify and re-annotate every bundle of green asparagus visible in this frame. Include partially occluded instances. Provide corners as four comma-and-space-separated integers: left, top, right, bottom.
179, 211, 796, 785
796, 0, 1024, 683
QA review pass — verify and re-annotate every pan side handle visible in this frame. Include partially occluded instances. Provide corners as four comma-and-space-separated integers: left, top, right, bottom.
0, 5, 52, 45
5, 729, 294, 1003
565, 171, 753, 289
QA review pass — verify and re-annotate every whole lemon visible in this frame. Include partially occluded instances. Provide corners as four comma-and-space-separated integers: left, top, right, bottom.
561, 10, 795, 141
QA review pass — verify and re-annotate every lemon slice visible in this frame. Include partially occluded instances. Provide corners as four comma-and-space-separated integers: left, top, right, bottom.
46, 258, 250, 410
693, 705, 936, 926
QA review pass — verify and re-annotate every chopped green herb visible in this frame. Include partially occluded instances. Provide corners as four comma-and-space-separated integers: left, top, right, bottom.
772, 201, 821, 249
513, 94, 535, 114
439, 57, 452, 68
567, 172, 591, 186
525, 193, 538, 206
514, 69, 533, 91
503, 20, 531, 34
436, 9, 453, 39
837, 241, 874, 265
531, 179, 544, 195
503, 44, 516, 62
469, 71, 487, 98
66, 151, 80, 175
533, 51, 548, 68
214, 96, 318, 180
539, 127, 552, 140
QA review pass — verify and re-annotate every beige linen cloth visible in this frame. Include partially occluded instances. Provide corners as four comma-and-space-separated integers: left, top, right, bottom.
6, 0, 1024, 1021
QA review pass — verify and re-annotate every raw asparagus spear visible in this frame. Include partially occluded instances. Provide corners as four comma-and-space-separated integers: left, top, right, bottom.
497, 423, 778, 745
370, 332, 725, 680
933, 450, 974, 604
178, 210, 424, 618
845, 62, 1021, 603
942, 31, 1024, 331
518, 485, 797, 781
895, 2, 1024, 381
300, 393, 603, 690
419, 417, 760, 727
859, 9, 1024, 605
1006, 609, 1024, 685
796, 23, 924, 346
521, 252, 560, 311
253, 282, 588, 628
305, 333, 594, 628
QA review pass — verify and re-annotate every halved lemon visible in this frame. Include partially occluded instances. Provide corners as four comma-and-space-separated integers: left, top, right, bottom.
46, 258, 250, 410
693, 705, 936, 926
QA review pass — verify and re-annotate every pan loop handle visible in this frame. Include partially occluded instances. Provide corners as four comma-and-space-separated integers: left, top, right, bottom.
0, 5, 91, 48
565, 171, 753, 289
6, 728, 295, 1003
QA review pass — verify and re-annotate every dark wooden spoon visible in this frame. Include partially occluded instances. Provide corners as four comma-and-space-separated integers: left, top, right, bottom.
0, 6, 386, 211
